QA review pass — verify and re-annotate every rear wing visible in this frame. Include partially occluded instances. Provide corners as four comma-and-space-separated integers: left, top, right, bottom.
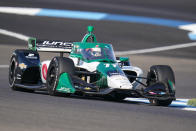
28, 37, 73, 53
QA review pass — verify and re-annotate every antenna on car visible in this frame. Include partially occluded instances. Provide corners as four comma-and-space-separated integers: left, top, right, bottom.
81, 26, 97, 43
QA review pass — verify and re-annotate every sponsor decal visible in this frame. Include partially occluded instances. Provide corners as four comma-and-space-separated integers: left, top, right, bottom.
149, 91, 157, 95
16, 74, 21, 79
42, 64, 47, 80
25, 53, 37, 59
81, 76, 85, 81
28, 53, 34, 57
19, 63, 27, 69
40, 41, 73, 48
58, 87, 71, 93
84, 87, 91, 90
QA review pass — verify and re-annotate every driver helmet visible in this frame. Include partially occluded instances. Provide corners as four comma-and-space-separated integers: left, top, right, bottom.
91, 48, 101, 57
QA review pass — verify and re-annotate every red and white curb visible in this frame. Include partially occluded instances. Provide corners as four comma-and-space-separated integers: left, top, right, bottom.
125, 98, 196, 111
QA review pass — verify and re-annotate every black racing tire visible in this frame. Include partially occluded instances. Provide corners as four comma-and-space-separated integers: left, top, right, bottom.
147, 65, 175, 85
147, 65, 175, 106
8, 55, 18, 90
46, 57, 75, 96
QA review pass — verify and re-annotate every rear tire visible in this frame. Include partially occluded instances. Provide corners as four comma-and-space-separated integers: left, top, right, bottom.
9, 55, 35, 92
8, 55, 18, 90
46, 57, 75, 96
147, 65, 175, 106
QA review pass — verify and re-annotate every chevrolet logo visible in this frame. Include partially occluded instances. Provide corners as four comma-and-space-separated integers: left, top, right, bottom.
19, 63, 27, 69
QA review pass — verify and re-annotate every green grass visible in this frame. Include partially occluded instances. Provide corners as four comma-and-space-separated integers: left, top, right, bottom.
187, 99, 196, 107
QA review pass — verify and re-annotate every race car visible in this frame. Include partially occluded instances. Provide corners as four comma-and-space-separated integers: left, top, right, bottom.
8, 26, 176, 106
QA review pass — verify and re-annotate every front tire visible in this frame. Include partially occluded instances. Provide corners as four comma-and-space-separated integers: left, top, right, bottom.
46, 57, 75, 96
147, 65, 175, 106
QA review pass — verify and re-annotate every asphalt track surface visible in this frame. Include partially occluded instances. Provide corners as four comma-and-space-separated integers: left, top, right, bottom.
0, 0, 196, 131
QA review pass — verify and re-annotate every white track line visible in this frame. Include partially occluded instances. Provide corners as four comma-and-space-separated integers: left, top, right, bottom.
0, 7, 41, 16
0, 29, 29, 41
1, 28, 196, 56
179, 24, 196, 34
179, 24, 196, 40
0, 65, 9, 68
182, 108, 196, 111
0, 6, 195, 41
115, 42, 196, 55
125, 98, 196, 112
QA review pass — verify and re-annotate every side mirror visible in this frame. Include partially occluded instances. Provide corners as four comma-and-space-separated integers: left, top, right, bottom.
119, 57, 129, 62
117, 57, 131, 67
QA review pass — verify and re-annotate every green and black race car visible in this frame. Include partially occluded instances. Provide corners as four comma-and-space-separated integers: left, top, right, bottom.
8, 26, 176, 106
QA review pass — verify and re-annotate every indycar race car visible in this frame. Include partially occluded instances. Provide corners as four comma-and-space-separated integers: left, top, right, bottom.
8, 26, 176, 106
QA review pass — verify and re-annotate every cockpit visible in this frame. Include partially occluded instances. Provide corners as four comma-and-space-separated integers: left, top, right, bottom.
81, 45, 116, 62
